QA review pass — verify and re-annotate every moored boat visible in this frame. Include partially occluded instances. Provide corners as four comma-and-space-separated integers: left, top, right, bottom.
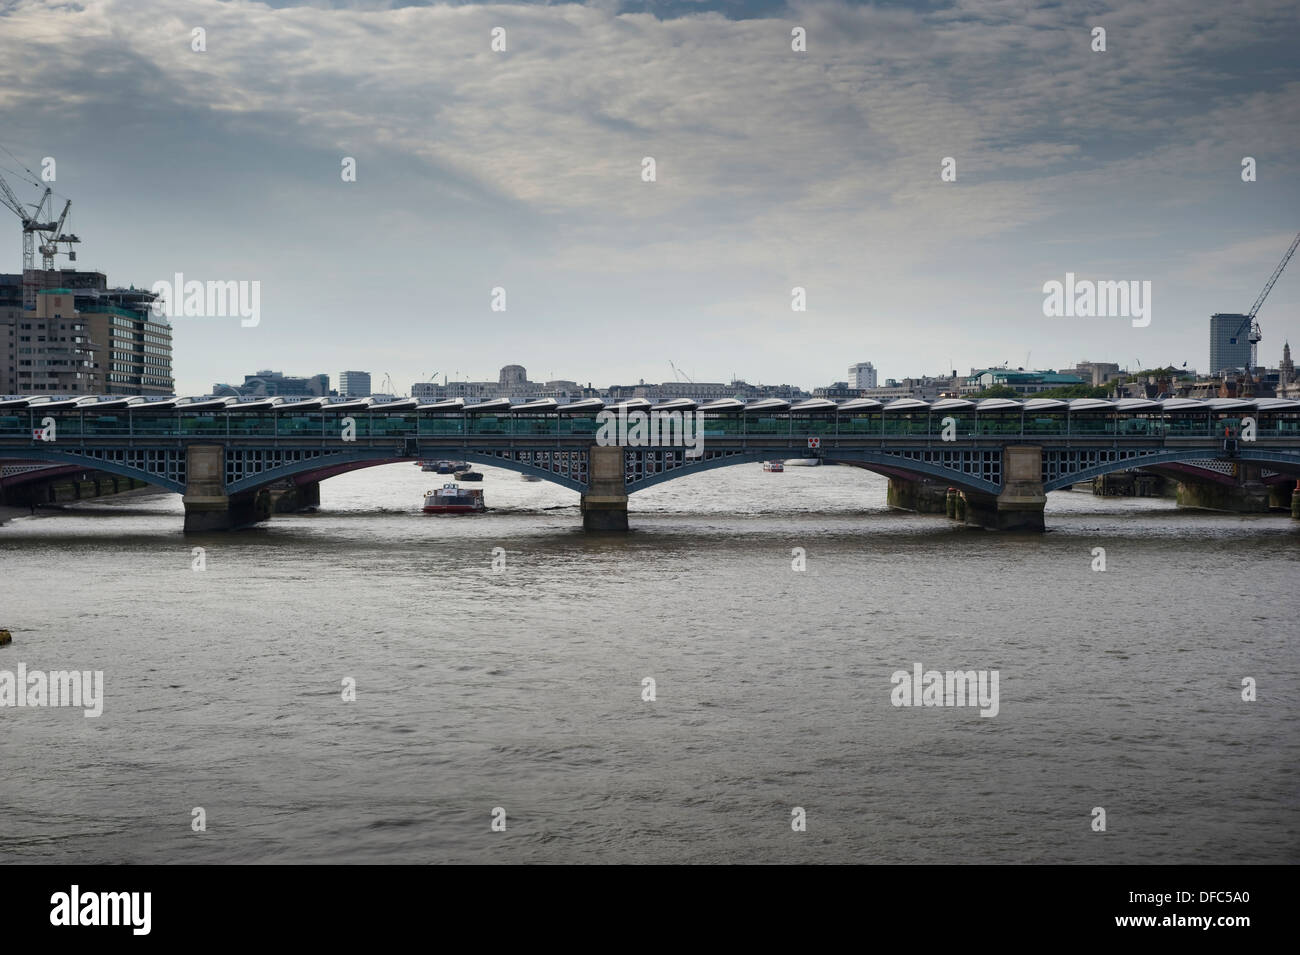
762, 461, 785, 472
520, 473, 542, 482
423, 483, 485, 514
454, 469, 483, 481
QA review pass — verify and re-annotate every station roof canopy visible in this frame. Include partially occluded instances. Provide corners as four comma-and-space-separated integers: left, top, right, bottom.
5, 395, 1300, 417
1113, 398, 1161, 413
463, 397, 510, 413
651, 397, 698, 412
975, 398, 1021, 412
606, 398, 652, 413
1204, 397, 1257, 412
1067, 398, 1116, 412
416, 398, 465, 412
510, 398, 558, 413
883, 398, 930, 412
274, 396, 325, 412
558, 397, 605, 414
836, 397, 883, 413
1022, 398, 1067, 412
930, 398, 974, 412
325, 396, 374, 412
698, 397, 745, 412
1255, 396, 1300, 412
174, 396, 235, 412
790, 398, 839, 413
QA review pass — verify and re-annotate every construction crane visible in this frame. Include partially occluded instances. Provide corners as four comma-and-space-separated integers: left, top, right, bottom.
669, 360, 694, 384
1229, 231, 1300, 369
0, 153, 81, 271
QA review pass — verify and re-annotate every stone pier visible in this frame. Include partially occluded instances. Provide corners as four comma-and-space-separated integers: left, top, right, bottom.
581, 445, 628, 531
886, 475, 950, 514
182, 444, 269, 531
1175, 463, 1270, 513
963, 445, 1045, 532
268, 480, 321, 514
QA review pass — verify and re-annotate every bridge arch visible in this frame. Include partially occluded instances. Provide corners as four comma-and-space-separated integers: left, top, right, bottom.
0, 446, 185, 493
224, 449, 588, 495
1042, 447, 1300, 492
625, 448, 1003, 496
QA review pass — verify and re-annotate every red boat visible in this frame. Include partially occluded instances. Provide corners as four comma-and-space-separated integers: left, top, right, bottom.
423, 483, 485, 514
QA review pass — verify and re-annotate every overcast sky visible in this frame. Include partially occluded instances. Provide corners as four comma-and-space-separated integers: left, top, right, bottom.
1, 0, 1298, 396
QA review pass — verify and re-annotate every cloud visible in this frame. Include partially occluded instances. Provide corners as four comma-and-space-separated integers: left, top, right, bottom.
0, 0, 1296, 392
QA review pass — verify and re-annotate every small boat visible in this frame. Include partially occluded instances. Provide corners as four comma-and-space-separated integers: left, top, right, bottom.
520, 473, 542, 482
423, 483, 485, 514
454, 469, 483, 482
435, 460, 456, 474
783, 457, 821, 467
418, 460, 440, 472
763, 461, 785, 472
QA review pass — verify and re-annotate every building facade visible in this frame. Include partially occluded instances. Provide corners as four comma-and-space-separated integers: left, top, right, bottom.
848, 362, 877, 390
1209, 313, 1252, 375
338, 370, 371, 398
0, 270, 172, 396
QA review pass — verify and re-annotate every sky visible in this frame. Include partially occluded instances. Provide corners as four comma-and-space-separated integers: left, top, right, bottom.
0, 0, 1298, 396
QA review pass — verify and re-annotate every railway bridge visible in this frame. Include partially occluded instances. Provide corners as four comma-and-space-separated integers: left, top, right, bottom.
3, 393, 1299, 531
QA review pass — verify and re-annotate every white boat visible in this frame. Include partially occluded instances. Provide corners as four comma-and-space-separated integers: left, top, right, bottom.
762, 461, 785, 472
520, 473, 542, 482
423, 483, 485, 514
783, 458, 821, 467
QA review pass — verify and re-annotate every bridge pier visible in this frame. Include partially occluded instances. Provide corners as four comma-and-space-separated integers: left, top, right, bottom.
1175, 464, 1270, 513
964, 446, 1045, 532
887, 476, 950, 514
182, 444, 270, 531
581, 445, 628, 531
268, 480, 321, 514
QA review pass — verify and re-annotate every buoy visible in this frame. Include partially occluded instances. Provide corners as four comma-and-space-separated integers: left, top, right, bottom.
0, 629, 12, 646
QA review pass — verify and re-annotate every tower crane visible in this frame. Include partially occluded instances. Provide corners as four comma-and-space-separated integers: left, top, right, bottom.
0, 152, 81, 271
1229, 231, 1300, 369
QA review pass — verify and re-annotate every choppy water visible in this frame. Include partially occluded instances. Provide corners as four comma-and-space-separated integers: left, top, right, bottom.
1, 462, 1297, 863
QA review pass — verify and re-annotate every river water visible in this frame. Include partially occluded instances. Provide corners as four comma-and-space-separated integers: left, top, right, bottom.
1, 463, 1297, 863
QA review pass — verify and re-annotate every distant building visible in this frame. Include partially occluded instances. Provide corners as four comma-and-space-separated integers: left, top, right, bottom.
338, 370, 371, 397
413, 365, 583, 403
1069, 361, 1121, 387
813, 381, 862, 400
1209, 313, 1253, 375
1280, 341, 1294, 387
214, 370, 331, 398
961, 369, 1088, 396
848, 362, 877, 390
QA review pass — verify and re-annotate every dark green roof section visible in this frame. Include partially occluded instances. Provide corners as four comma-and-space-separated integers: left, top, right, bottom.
37, 288, 74, 294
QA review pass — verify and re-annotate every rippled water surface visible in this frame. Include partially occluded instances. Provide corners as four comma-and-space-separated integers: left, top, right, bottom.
1, 463, 1297, 863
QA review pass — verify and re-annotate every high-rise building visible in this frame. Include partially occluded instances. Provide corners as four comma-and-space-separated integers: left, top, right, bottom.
0, 270, 172, 396
1209, 313, 1252, 375
848, 361, 877, 389
339, 370, 371, 397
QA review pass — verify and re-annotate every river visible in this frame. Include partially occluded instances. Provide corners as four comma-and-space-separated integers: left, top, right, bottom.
1, 462, 1296, 863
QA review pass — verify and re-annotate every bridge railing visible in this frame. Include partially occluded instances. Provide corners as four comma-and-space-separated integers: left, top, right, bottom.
2, 408, 1299, 441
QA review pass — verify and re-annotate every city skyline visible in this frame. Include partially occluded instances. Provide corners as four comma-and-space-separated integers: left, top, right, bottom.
0, 0, 1297, 398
